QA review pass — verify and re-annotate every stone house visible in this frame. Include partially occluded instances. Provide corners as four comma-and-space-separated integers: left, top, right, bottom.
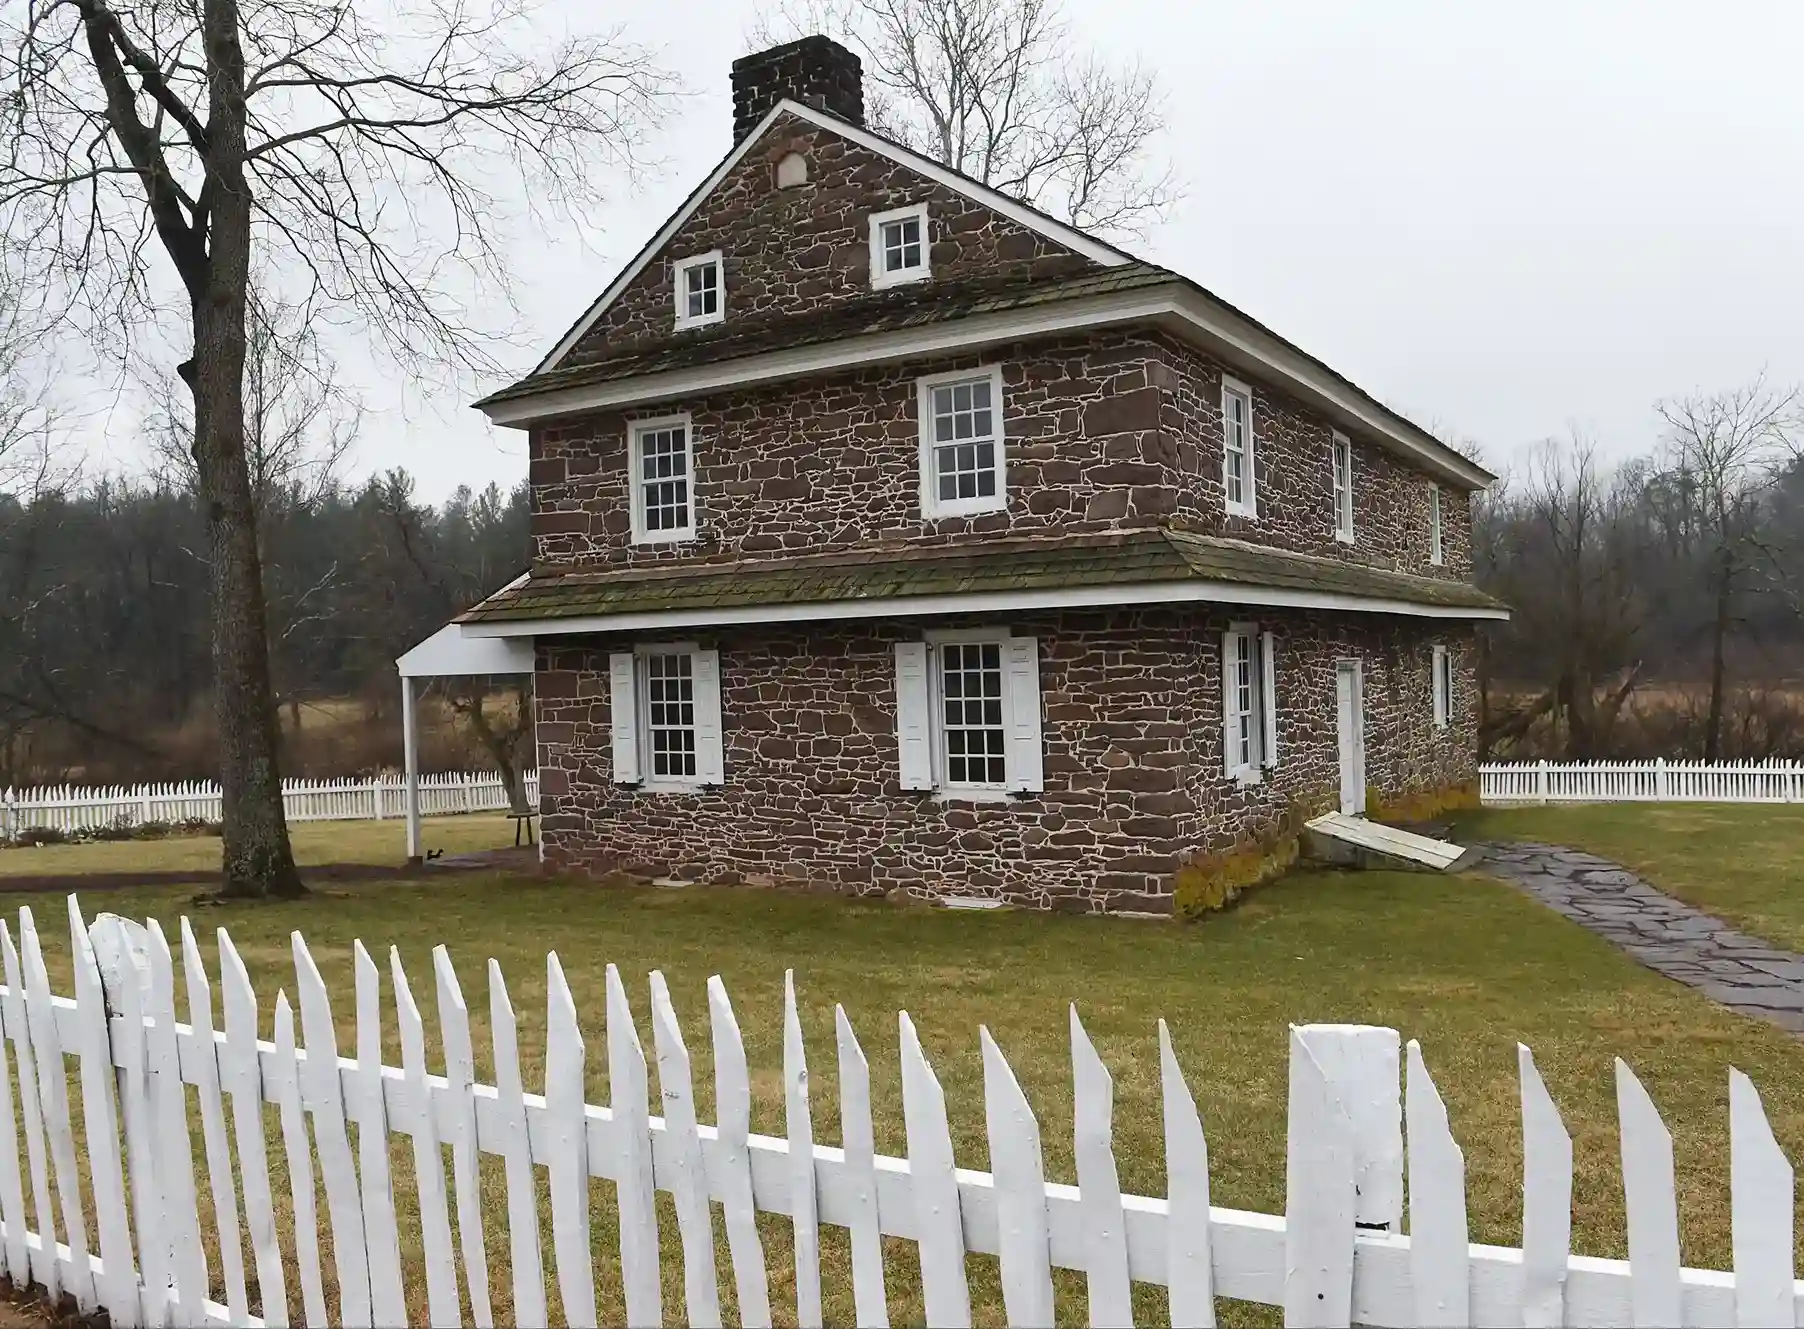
449, 36, 1507, 912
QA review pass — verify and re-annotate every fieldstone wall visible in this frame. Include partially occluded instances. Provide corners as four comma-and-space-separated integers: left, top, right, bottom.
531, 327, 1476, 583
560, 112, 1094, 370
533, 608, 1478, 911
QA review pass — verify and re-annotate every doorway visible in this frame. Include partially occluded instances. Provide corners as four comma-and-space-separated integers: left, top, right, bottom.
1336, 660, 1366, 815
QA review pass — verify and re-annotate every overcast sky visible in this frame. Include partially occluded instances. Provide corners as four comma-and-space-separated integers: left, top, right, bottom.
69, 0, 1804, 499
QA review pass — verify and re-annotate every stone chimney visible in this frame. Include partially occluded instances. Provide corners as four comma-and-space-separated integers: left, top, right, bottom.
730, 36, 864, 143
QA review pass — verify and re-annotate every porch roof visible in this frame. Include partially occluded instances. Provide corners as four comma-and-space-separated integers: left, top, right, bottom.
453, 529, 1508, 635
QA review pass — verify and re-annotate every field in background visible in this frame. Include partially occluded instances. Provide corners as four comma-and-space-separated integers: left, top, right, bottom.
0, 812, 517, 877
1456, 801, 1804, 952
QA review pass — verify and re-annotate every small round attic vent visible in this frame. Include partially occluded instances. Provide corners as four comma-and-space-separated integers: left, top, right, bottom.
776, 151, 808, 188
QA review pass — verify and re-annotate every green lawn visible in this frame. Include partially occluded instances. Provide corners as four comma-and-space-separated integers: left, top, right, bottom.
0, 812, 518, 878
9, 855, 1804, 1324
1453, 802, 1804, 952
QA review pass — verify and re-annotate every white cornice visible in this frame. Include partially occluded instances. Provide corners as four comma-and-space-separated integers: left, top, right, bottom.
459, 578, 1509, 639
531, 99, 1128, 376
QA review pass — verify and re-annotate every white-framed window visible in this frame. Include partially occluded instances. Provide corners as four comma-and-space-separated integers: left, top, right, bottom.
917, 365, 1006, 519
1222, 376, 1257, 518
869, 204, 930, 288
628, 413, 695, 544
1221, 624, 1279, 783
1428, 483, 1444, 565
608, 644, 724, 790
1332, 431, 1355, 543
1432, 644, 1454, 729
672, 251, 724, 330
894, 630, 1043, 796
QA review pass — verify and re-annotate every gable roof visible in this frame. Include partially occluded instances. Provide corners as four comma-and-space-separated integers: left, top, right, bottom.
532, 98, 1134, 376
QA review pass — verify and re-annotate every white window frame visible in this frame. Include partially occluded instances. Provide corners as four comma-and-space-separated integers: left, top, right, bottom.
1432, 644, 1453, 729
917, 364, 1007, 520
1222, 623, 1278, 784
896, 627, 1043, 799
1428, 483, 1445, 565
869, 203, 931, 289
628, 412, 696, 545
1332, 431, 1355, 543
609, 642, 725, 792
1222, 375, 1258, 519
672, 251, 725, 331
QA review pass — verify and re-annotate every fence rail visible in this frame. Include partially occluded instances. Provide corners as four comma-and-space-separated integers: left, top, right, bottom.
0, 771, 539, 837
1481, 758, 1804, 805
0, 895, 1793, 1326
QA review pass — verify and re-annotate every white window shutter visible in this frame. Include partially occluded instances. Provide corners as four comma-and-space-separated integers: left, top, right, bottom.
1261, 630, 1279, 768
1433, 645, 1448, 728
1003, 636, 1044, 793
693, 649, 725, 783
609, 652, 640, 784
894, 641, 933, 790
1221, 629, 1240, 779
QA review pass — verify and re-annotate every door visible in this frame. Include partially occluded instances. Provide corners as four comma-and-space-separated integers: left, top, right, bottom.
1336, 660, 1366, 815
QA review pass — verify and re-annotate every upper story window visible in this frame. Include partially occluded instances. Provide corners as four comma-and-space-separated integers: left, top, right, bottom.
672, 252, 724, 330
1222, 376, 1257, 518
917, 366, 1006, 519
869, 204, 931, 288
1331, 431, 1355, 543
629, 414, 694, 544
1428, 484, 1444, 565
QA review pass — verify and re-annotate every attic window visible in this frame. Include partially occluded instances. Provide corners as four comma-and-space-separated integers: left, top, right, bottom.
869, 204, 930, 288
673, 251, 724, 330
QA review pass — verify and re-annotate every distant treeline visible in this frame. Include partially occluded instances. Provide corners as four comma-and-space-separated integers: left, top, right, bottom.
1, 471, 530, 785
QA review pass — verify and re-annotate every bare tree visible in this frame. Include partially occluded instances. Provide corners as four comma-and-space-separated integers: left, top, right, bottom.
147, 290, 357, 512
1, 0, 670, 896
1655, 374, 1803, 759
754, 0, 1175, 237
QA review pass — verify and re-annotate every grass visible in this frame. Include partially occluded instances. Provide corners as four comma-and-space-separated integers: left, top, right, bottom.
1453, 802, 1804, 952
9, 852, 1804, 1324
0, 813, 520, 878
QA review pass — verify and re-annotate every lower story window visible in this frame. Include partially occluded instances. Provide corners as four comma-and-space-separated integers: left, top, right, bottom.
1222, 624, 1278, 782
643, 651, 697, 778
939, 641, 1007, 787
894, 632, 1043, 794
608, 645, 723, 788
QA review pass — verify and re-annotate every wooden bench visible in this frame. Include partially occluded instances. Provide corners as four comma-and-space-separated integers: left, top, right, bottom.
507, 810, 538, 847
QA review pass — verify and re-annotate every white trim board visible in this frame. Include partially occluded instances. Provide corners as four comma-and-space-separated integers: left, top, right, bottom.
396, 621, 536, 677
485, 284, 1493, 491
531, 99, 1129, 375
459, 577, 1509, 639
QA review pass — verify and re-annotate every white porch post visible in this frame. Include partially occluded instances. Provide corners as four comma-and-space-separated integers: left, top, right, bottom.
402, 675, 423, 863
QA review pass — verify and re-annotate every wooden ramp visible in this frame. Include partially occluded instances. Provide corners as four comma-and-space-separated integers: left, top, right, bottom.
1303, 811, 1478, 873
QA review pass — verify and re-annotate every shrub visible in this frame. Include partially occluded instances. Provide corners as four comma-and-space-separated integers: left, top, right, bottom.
1365, 780, 1480, 824
173, 816, 223, 838
90, 817, 141, 842
11, 826, 67, 847
1172, 794, 1330, 920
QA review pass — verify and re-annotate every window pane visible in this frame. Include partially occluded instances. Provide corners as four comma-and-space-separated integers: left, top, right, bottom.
939, 641, 1007, 787
643, 652, 697, 778
638, 426, 690, 532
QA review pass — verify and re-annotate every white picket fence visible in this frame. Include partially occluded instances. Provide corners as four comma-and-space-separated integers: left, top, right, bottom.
0, 771, 540, 838
1480, 758, 1804, 805
0, 897, 1795, 1327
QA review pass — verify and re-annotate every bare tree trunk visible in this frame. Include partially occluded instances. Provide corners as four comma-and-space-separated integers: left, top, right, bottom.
1705, 554, 1731, 761
188, 0, 303, 899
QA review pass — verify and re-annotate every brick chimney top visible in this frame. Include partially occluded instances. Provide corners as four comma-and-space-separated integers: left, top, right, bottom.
730, 36, 864, 143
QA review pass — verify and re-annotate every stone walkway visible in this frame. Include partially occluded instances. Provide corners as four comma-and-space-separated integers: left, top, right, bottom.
1478, 841, 1804, 1035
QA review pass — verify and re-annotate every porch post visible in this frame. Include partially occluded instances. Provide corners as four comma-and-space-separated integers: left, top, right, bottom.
402, 674, 423, 864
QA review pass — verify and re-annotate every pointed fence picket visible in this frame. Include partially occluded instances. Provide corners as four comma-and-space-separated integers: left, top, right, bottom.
0, 894, 1801, 1328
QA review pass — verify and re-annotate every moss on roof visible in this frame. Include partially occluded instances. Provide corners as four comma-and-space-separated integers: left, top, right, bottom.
456, 530, 1506, 624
